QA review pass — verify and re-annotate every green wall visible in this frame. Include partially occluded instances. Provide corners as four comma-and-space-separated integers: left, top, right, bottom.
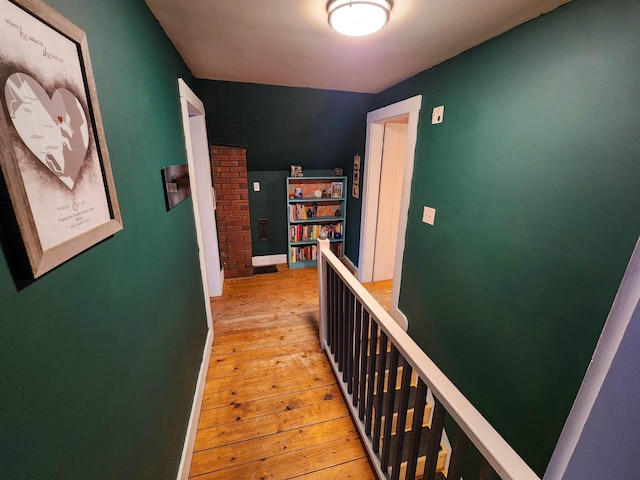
0, 1, 207, 478
197, 80, 371, 260
372, 0, 640, 474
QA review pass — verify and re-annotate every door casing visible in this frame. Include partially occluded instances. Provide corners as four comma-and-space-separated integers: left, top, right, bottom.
358, 95, 422, 330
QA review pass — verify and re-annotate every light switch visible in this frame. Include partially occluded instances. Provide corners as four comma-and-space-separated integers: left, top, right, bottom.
253, 181, 260, 192
422, 206, 436, 225
432, 105, 444, 124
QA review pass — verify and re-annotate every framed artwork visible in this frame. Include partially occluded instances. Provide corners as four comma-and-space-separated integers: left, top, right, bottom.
0, 0, 122, 278
352, 182, 359, 199
331, 181, 343, 198
161, 164, 191, 211
290, 164, 303, 177
352, 154, 361, 199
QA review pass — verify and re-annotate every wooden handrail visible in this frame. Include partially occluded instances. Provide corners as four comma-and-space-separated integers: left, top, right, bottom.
317, 238, 539, 480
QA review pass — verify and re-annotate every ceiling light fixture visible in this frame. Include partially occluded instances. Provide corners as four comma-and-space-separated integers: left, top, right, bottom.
327, 0, 392, 37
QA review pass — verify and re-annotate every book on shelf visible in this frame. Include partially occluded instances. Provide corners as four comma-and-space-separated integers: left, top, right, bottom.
289, 244, 318, 263
289, 203, 319, 221
289, 223, 343, 242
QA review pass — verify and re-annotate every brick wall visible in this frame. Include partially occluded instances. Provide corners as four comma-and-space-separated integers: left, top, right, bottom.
210, 146, 253, 278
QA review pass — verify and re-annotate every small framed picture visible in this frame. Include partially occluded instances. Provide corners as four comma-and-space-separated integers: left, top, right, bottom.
290, 164, 303, 177
352, 183, 360, 199
331, 181, 343, 198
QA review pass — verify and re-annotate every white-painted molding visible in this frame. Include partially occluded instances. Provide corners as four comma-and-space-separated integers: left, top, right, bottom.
252, 254, 287, 267
543, 236, 640, 480
178, 78, 224, 310
359, 95, 422, 331
175, 78, 216, 480
176, 329, 213, 480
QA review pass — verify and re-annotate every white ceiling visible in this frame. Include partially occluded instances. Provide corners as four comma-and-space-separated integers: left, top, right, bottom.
144, 0, 571, 94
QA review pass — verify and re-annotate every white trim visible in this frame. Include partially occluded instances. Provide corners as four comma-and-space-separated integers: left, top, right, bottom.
176, 329, 213, 480
543, 237, 640, 480
359, 95, 422, 330
251, 254, 287, 267
178, 78, 222, 308
176, 78, 217, 480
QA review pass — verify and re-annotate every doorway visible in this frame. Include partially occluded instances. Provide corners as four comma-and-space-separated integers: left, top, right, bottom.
372, 116, 408, 281
358, 96, 422, 330
178, 79, 223, 313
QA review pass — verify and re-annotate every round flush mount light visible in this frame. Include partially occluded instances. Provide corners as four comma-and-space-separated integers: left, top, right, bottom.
327, 0, 392, 37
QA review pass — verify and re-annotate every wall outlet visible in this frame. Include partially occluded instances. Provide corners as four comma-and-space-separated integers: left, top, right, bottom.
422, 206, 436, 225
432, 105, 444, 124
253, 181, 260, 192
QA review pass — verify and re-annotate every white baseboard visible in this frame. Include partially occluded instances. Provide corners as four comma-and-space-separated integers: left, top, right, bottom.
176, 328, 213, 480
252, 254, 287, 267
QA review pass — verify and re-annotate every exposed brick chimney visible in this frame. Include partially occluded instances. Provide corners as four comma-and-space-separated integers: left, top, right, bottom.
210, 146, 253, 278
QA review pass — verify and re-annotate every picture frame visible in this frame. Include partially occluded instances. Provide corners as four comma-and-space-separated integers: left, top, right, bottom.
352, 182, 360, 199
161, 164, 191, 211
0, 0, 122, 278
352, 154, 361, 199
331, 181, 343, 198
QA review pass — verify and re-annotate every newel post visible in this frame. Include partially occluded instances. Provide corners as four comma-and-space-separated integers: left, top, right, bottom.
317, 238, 330, 346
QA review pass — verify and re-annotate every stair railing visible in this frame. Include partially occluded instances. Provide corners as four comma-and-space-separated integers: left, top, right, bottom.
317, 239, 539, 480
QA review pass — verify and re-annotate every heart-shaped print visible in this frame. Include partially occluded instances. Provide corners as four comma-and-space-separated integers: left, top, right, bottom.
4, 72, 89, 190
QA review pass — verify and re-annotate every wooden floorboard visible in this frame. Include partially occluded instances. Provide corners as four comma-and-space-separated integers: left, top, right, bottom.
189, 264, 377, 480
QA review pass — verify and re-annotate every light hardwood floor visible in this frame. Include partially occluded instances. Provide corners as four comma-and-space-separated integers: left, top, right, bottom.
188, 264, 382, 479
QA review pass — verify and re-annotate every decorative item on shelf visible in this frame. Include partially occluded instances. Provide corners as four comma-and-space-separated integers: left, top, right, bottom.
331, 181, 343, 198
323, 187, 332, 198
313, 189, 322, 198
290, 165, 303, 177
334, 208, 342, 217
332, 167, 343, 176
294, 187, 303, 198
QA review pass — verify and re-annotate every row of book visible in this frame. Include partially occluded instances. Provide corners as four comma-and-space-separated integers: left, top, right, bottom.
290, 223, 343, 242
289, 242, 343, 263
289, 203, 316, 221
290, 245, 317, 263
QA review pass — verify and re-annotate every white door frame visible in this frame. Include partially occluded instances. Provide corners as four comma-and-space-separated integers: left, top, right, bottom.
358, 95, 422, 330
178, 79, 223, 304
176, 78, 219, 480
